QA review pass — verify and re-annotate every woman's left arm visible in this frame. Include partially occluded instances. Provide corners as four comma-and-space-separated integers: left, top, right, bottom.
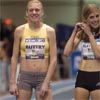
83, 24, 100, 59
89, 34, 100, 59
40, 27, 57, 97
44, 27, 57, 84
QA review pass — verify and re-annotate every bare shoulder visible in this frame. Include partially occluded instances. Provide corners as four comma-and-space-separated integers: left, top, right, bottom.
45, 24, 55, 33
15, 24, 25, 33
14, 24, 26, 38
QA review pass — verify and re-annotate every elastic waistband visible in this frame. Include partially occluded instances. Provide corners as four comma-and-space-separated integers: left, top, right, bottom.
78, 70, 100, 74
20, 70, 47, 76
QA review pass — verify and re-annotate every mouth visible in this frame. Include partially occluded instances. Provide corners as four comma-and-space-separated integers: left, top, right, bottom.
30, 14, 39, 19
91, 21, 99, 27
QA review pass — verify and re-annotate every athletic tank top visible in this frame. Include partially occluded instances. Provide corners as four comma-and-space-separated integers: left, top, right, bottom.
81, 37, 100, 60
20, 23, 49, 59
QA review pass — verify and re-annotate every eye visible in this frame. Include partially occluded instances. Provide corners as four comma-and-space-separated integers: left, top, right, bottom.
35, 8, 40, 12
28, 8, 40, 13
29, 9, 33, 12
89, 16, 94, 19
96, 14, 99, 18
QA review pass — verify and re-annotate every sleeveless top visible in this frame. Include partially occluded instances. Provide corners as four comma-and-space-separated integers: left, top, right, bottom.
20, 23, 49, 59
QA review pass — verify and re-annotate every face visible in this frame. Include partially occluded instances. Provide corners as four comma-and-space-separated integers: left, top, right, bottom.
26, 2, 44, 22
86, 11, 99, 29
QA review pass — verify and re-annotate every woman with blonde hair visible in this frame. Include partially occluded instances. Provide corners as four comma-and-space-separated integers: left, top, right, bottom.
64, 4, 100, 100
9, 0, 57, 100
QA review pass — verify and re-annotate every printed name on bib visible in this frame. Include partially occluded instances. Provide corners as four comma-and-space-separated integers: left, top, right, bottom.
25, 38, 45, 59
82, 38, 100, 60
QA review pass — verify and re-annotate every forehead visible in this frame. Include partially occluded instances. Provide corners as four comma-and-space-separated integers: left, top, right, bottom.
27, 2, 42, 10
88, 10, 99, 17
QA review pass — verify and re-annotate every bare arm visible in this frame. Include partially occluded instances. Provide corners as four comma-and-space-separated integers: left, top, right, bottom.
10, 27, 22, 84
89, 35, 100, 58
83, 24, 100, 58
40, 26, 57, 97
64, 23, 82, 56
44, 27, 57, 84
9, 26, 23, 96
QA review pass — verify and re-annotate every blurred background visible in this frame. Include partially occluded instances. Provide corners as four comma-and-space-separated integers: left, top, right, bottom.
0, 0, 99, 98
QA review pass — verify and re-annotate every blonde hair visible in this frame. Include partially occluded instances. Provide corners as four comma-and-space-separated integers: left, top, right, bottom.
27, 0, 43, 10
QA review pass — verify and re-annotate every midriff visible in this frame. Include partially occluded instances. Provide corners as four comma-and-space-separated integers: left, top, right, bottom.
20, 57, 49, 72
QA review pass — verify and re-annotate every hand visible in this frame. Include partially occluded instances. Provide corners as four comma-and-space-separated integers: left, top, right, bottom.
9, 83, 19, 96
40, 82, 49, 97
75, 22, 92, 36
73, 22, 83, 33
81, 23, 92, 36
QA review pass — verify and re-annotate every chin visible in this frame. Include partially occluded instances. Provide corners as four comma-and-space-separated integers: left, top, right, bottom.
32, 20, 38, 23
91, 25, 99, 29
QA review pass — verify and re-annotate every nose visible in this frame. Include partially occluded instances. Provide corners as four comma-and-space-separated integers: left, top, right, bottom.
33, 10, 36, 14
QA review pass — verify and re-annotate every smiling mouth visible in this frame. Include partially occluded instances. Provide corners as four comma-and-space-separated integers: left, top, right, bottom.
31, 14, 38, 17
92, 22, 99, 26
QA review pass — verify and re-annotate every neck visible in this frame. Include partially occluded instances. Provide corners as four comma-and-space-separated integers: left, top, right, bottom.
91, 27, 99, 34
90, 27, 100, 38
28, 21, 43, 30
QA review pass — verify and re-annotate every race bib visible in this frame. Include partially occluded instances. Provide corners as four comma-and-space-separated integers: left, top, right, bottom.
82, 38, 100, 60
25, 38, 45, 59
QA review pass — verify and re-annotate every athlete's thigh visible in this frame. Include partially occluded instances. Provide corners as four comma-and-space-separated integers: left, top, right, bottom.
35, 89, 52, 100
75, 87, 90, 100
16, 89, 32, 100
91, 90, 100, 100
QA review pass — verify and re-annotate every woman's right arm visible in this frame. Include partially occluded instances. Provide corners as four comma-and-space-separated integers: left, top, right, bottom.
64, 23, 82, 56
9, 26, 22, 95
